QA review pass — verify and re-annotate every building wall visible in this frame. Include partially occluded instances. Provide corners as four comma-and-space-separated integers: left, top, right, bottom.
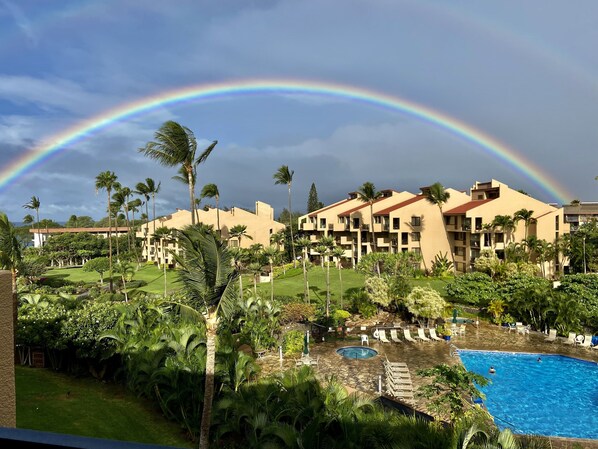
0, 270, 16, 427
137, 203, 285, 265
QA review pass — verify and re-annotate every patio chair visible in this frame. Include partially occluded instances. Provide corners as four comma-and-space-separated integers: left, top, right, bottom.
403, 328, 417, 343
563, 332, 576, 345
580, 335, 593, 349
310, 356, 320, 366
361, 334, 369, 346
575, 334, 585, 345
545, 328, 557, 342
516, 323, 529, 335
390, 329, 403, 343
416, 328, 431, 342
428, 328, 444, 341
459, 325, 466, 336
378, 329, 391, 343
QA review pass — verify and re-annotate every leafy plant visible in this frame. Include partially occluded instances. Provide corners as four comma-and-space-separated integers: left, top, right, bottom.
282, 330, 305, 355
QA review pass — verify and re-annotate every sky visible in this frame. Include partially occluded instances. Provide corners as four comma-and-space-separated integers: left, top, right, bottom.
1, 0, 597, 222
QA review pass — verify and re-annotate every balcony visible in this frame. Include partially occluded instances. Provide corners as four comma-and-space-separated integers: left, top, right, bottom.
301, 222, 315, 231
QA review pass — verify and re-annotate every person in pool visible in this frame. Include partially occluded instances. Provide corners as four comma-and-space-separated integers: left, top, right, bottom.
489, 366, 496, 374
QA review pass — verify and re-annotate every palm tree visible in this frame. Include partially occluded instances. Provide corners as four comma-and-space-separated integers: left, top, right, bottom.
356, 182, 383, 254
23, 195, 41, 248
513, 208, 535, 241
23, 214, 34, 227
139, 120, 217, 225
492, 215, 516, 245
113, 186, 133, 253
172, 226, 239, 449
0, 212, 22, 353
318, 236, 335, 317
173, 166, 202, 224
332, 246, 346, 309
200, 183, 220, 235
229, 224, 252, 248
424, 182, 453, 268
273, 165, 296, 264
294, 237, 312, 303
135, 178, 161, 257
95, 171, 118, 291
263, 245, 279, 302
153, 226, 172, 296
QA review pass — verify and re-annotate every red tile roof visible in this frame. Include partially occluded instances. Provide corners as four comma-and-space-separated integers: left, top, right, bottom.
338, 195, 391, 217
308, 198, 353, 218
444, 199, 494, 215
29, 227, 130, 234
374, 195, 424, 215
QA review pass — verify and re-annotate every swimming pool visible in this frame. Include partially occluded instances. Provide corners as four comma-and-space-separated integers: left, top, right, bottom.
459, 350, 598, 439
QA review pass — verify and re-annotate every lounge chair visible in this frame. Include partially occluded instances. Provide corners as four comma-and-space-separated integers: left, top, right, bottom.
403, 328, 417, 343
428, 328, 444, 341
417, 328, 431, 342
563, 332, 576, 345
545, 328, 557, 342
580, 335, 592, 349
378, 329, 391, 343
310, 356, 320, 366
516, 323, 529, 335
390, 329, 402, 343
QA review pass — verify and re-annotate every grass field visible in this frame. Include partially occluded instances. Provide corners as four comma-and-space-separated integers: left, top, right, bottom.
16, 366, 192, 447
45, 264, 179, 295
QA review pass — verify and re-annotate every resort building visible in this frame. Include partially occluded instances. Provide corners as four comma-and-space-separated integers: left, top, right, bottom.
28, 227, 130, 248
299, 179, 570, 276
563, 202, 598, 233
137, 201, 285, 266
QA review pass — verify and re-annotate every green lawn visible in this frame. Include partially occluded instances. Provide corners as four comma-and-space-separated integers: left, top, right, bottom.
16, 366, 192, 447
45, 264, 179, 295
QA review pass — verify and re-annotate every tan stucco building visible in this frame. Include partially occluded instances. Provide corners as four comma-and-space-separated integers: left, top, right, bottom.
299, 179, 570, 276
137, 201, 285, 266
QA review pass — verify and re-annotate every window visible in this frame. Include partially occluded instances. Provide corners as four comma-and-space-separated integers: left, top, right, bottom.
411, 232, 420, 242
495, 233, 504, 243
483, 233, 492, 247
555, 215, 559, 231
412, 247, 421, 254
392, 217, 400, 230
374, 216, 381, 224
401, 232, 409, 245
353, 218, 360, 228
411, 216, 421, 227
475, 217, 482, 231
319, 218, 326, 228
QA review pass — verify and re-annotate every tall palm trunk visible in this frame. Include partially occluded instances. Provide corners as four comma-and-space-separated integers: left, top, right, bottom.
269, 259, 274, 302
288, 185, 296, 266
338, 262, 344, 309
302, 248, 309, 304
35, 209, 41, 251
107, 191, 113, 292
199, 326, 216, 449
325, 253, 331, 317
187, 168, 196, 225
216, 195, 220, 236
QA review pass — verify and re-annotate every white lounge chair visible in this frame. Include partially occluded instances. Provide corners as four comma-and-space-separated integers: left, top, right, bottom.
417, 328, 431, 342
428, 328, 443, 341
390, 329, 402, 343
580, 335, 593, 349
545, 329, 557, 342
403, 329, 417, 343
378, 329, 390, 343
516, 323, 529, 335
563, 332, 576, 345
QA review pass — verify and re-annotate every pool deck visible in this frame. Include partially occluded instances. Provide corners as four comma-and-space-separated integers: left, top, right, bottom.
258, 322, 598, 447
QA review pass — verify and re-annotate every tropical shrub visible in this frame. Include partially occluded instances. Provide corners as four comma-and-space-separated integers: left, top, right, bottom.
403, 286, 447, 325
332, 309, 351, 326
282, 330, 305, 354
365, 275, 391, 307
430, 252, 454, 277
446, 272, 497, 306
349, 289, 377, 318
17, 302, 68, 350
280, 302, 316, 324
357, 252, 421, 277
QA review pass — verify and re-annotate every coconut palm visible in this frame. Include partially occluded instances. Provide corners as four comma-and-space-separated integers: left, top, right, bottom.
0, 212, 22, 352
23, 195, 41, 248
263, 245, 279, 302
95, 171, 118, 291
139, 120, 217, 225
135, 178, 161, 257
200, 183, 220, 235
332, 246, 346, 309
23, 214, 34, 226
172, 226, 239, 449
513, 208, 535, 241
356, 182, 383, 255
153, 226, 172, 296
229, 224, 252, 248
294, 237, 312, 303
318, 236, 335, 317
492, 215, 516, 245
273, 165, 296, 264
425, 182, 453, 268
173, 166, 201, 224
113, 186, 132, 252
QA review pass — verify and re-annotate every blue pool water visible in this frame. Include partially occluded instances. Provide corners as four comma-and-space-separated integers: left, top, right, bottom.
459, 350, 598, 439
336, 346, 378, 359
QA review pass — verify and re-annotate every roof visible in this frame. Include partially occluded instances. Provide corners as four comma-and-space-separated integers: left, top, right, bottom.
374, 195, 424, 215
338, 195, 390, 217
444, 199, 494, 215
308, 198, 353, 218
29, 227, 130, 234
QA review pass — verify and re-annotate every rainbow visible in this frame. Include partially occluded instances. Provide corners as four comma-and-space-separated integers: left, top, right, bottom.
0, 78, 573, 202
